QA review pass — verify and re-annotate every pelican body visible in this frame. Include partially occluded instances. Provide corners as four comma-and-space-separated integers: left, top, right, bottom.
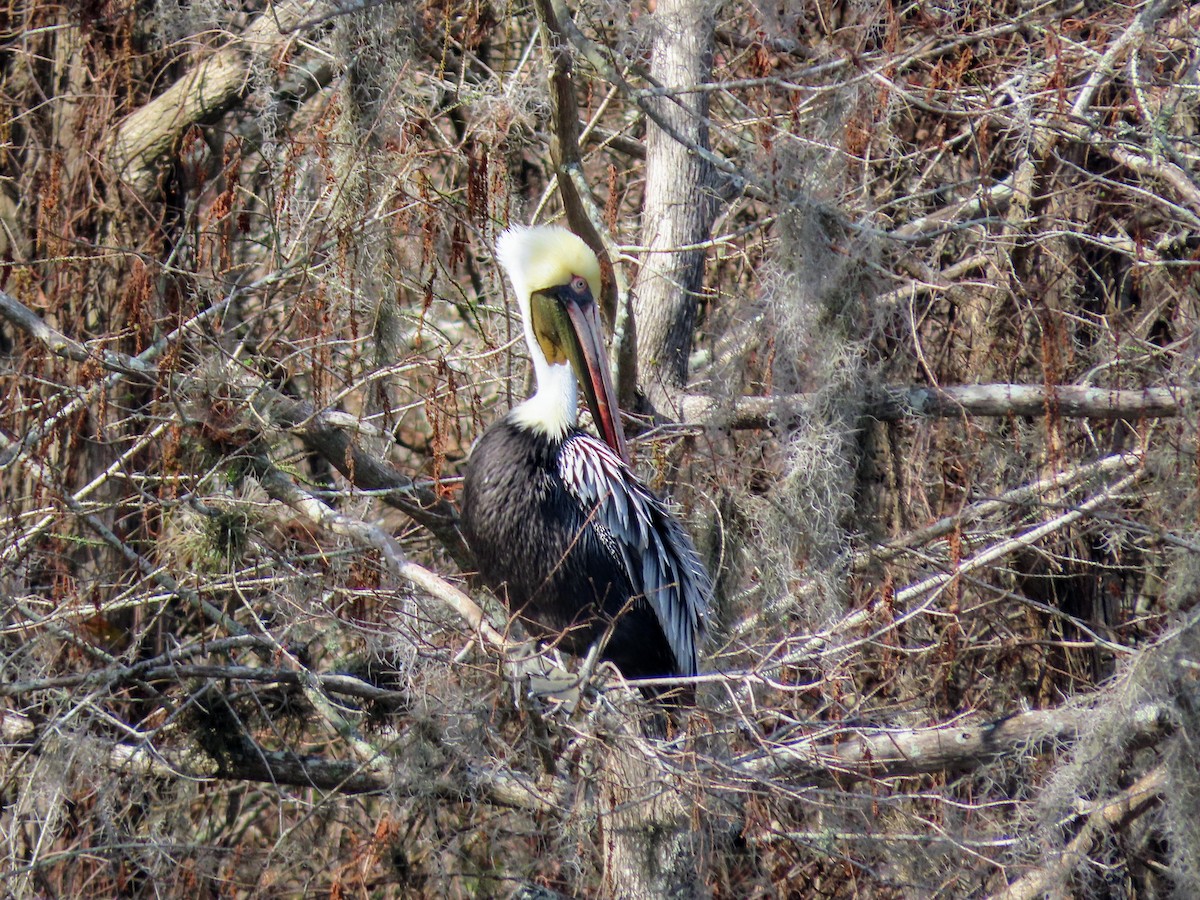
461, 225, 710, 683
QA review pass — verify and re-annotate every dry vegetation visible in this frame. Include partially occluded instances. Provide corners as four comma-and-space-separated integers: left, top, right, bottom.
2, 0, 1200, 896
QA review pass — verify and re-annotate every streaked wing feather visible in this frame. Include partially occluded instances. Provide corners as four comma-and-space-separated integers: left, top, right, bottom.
560, 434, 710, 676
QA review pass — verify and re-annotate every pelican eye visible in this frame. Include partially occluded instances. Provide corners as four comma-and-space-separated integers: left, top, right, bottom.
569, 275, 589, 296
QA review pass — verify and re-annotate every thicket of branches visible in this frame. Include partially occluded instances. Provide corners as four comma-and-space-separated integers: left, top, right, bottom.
2, 0, 1199, 896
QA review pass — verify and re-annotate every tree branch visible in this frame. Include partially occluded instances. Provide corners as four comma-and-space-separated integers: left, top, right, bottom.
992, 765, 1167, 900
0, 428, 251, 639
742, 703, 1172, 788
771, 466, 1144, 670
0, 707, 560, 810
678, 383, 1190, 430
0, 287, 469, 565
251, 459, 504, 652
107, 0, 334, 198
261, 393, 470, 566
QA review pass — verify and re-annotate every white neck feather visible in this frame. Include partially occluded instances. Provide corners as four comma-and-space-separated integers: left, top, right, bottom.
510, 361, 577, 442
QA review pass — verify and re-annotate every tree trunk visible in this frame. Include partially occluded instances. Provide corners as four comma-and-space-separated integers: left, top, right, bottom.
633, 0, 718, 403
598, 728, 709, 900
599, 4, 719, 892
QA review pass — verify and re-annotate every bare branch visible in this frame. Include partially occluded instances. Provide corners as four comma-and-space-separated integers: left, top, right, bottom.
107, 0, 335, 198
1070, 0, 1182, 121
740, 704, 1170, 787
0, 287, 469, 563
993, 765, 1167, 900
0, 427, 251, 639
1, 708, 560, 810
678, 384, 1190, 430
0, 290, 158, 380
864, 451, 1144, 568
251, 460, 505, 653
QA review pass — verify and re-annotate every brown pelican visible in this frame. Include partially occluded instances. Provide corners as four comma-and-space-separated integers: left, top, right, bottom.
461, 225, 710, 687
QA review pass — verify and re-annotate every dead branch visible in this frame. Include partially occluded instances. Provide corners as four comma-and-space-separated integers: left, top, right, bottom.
263, 394, 470, 566
107, 0, 334, 198
0, 636, 273, 695
992, 765, 1167, 900
777, 466, 1143, 670
1070, 0, 1182, 121
0, 707, 560, 810
251, 459, 504, 653
742, 703, 1172, 788
678, 384, 1190, 430
540, 0, 747, 195
0, 285, 235, 468
892, 467, 1144, 606
868, 381, 1185, 422
0, 287, 468, 564
1, 419, 170, 567
863, 451, 1145, 569
0, 428, 250, 639
890, 180, 1015, 242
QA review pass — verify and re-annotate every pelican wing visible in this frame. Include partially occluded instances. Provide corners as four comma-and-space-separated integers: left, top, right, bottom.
560, 433, 711, 676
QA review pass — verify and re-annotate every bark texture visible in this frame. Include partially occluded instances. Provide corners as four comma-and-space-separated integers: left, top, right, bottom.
633, 0, 718, 399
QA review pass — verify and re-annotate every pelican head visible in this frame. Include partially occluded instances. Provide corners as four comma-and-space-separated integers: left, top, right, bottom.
496, 225, 627, 460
